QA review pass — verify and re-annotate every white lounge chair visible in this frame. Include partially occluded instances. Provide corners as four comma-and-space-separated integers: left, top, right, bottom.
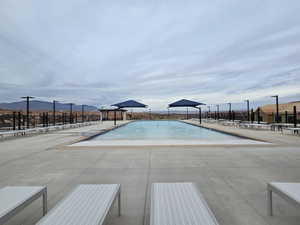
0, 186, 47, 225
36, 184, 121, 225
151, 183, 220, 225
267, 182, 300, 216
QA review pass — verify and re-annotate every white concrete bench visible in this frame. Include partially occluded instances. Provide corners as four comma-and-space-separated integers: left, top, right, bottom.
151, 183, 219, 225
36, 184, 121, 225
267, 182, 300, 216
285, 128, 300, 135
0, 186, 47, 224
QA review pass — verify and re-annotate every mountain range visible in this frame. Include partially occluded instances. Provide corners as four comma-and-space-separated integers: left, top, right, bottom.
0, 100, 98, 111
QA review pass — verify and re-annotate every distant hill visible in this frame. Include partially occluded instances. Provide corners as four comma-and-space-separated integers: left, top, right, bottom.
0, 100, 98, 112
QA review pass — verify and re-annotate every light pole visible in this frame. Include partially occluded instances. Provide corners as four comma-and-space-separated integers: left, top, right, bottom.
271, 95, 279, 123
21, 96, 34, 129
245, 100, 250, 121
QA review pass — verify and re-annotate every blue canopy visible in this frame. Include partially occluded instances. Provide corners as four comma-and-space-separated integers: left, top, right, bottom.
112, 100, 147, 108
169, 99, 205, 108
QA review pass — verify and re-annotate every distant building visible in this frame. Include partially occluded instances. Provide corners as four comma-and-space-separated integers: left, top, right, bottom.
257, 101, 300, 123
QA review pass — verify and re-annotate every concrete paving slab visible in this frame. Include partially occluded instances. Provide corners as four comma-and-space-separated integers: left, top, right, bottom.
71, 138, 270, 147
0, 120, 300, 225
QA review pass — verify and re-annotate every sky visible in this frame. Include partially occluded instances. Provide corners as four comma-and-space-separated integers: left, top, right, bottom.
0, 0, 300, 111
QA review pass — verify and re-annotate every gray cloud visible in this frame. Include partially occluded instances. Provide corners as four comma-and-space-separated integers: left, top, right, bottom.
0, 0, 300, 109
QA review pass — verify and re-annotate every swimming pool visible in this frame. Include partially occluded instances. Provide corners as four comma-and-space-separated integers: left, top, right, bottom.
92, 120, 241, 140
72, 120, 269, 146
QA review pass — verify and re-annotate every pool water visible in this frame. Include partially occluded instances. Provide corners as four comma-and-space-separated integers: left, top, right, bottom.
92, 120, 242, 140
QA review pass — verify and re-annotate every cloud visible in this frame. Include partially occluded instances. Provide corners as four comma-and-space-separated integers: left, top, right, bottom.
0, 0, 300, 109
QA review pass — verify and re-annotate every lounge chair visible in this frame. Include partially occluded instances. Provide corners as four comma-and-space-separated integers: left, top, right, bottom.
0, 186, 47, 224
151, 183, 220, 225
36, 184, 121, 225
267, 182, 300, 216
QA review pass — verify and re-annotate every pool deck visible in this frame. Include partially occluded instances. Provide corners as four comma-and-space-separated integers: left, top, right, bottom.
0, 120, 300, 225
72, 138, 271, 147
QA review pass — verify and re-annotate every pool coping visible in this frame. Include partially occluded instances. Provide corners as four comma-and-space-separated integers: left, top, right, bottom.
67, 120, 272, 148
65, 121, 133, 146
180, 120, 270, 143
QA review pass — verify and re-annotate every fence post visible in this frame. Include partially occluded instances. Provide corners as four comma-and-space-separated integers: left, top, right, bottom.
42, 113, 45, 127
18, 112, 21, 130
32, 115, 35, 127
22, 114, 25, 127
47, 112, 49, 127
13, 112, 16, 130
294, 106, 297, 128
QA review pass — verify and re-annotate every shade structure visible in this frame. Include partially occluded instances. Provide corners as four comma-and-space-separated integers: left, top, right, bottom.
111, 100, 147, 125
168, 99, 205, 124
112, 100, 147, 109
169, 99, 204, 108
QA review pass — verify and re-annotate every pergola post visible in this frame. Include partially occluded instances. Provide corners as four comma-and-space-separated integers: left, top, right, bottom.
111, 100, 147, 123
186, 107, 188, 120
168, 99, 205, 123
198, 107, 201, 124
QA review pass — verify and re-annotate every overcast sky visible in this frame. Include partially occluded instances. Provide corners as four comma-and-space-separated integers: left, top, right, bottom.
0, 0, 300, 110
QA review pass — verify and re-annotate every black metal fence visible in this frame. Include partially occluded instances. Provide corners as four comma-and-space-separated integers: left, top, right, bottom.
202, 110, 249, 121
201, 108, 299, 126
0, 111, 101, 131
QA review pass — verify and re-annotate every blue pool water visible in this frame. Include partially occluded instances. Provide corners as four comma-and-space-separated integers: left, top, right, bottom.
92, 120, 242, 140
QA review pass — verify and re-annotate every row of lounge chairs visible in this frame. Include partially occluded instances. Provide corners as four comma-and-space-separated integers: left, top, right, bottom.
0, 182, 299, 225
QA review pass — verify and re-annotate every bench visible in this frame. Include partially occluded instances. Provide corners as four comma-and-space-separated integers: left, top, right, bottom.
285, 128, 300, 135
151, 183, 219, 225
0, 186, 47, 224
267, 182, 300, 216
36, 184, 121, 225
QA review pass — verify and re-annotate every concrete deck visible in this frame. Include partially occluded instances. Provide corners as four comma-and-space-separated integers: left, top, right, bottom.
0, 120, 300, 225
72, 139, 270, 147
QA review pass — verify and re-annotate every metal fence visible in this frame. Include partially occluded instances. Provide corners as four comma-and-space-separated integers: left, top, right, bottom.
0, 111, 101, 131
201, 109, 299, 127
